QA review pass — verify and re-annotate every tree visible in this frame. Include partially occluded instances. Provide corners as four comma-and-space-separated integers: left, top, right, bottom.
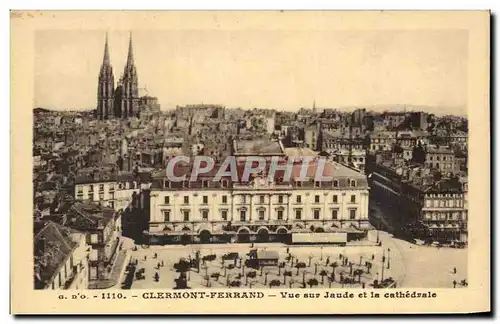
307, 278, 319, 288
269, 279, 281, 288
411, 142, 426, 165
353, 269, 364, 283
278, 262, 286, 276
211, 272, 221, 282
229, 280, 241, 288
204, 275, 211, 287
433, 171, 442, 182
295, 262, 306, 276
174, 276, 188, 289
174, 259, 191, 273
319, 270, 328, 285
283, 270, 292, 285
246, 270, 257, 282
330, 262, 338, 282
264, 271, 270, 285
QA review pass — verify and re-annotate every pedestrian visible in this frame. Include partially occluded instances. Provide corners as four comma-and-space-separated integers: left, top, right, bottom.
144, 255, 147, 261
453, 280, 457, 288
154, 252, 158, 259
371, 254, 375, 261
286, 247, 290, 254
453, 267, 457, 274
157, 262, 161, 269
326, 256, 330, 266
161, 260, 164, 267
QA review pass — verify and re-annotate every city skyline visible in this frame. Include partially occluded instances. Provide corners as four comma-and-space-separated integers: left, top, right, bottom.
35, 29, 468, 116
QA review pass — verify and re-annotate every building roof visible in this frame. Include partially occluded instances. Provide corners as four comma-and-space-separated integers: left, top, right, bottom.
34, 222, 78, 289
283, 147, 318, 157
233, 138, 283, 155
62, 203, 116, 231
425, 178, 463, 193
150, 158, 368, 190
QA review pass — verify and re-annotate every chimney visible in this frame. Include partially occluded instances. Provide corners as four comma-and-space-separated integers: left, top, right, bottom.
37, 237, 46, 254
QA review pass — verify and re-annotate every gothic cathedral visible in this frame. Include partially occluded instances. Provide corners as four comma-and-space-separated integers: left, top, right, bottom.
96, 32, 140, 120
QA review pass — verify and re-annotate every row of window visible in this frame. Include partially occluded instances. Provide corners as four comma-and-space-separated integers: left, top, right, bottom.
427, 193, 463, 198
162, 179, 359, 188
77, 192, 115, 200
427, 155, 454, 161
163, 194, 357, 205
425, 162, 454, 170
425, 199, 464, 208
77, 182, 138, 193
160, 208, 357, 222
424, 211, 464, 221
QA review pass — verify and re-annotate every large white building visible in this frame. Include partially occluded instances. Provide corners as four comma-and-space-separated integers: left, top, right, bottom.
146, 159, 371, 245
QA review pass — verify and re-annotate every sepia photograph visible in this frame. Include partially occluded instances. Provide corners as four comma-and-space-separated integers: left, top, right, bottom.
11, 10, 490, 314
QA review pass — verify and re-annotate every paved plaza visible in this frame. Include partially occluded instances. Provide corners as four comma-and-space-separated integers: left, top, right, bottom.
125, 231, 467, 289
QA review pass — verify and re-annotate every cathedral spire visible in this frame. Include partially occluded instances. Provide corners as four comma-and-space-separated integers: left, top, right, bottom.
102, 32, 110, 66
126, 31, 134, 68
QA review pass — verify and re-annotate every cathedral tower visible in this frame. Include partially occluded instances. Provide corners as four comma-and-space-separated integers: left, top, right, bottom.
119, 32, 139, 118
97, 33, 115, 120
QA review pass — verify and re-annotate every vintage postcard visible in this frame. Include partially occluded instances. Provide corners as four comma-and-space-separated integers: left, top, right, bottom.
11, 10, 490, 314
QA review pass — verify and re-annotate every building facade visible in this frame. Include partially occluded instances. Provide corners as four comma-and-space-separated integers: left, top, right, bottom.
146, 160, 370, 244
74, 171, 149, 211
366, 157, 468, 243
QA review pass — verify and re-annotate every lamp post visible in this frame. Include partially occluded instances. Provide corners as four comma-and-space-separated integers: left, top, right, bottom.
387, 248, 391, 270
380, 256, 385, 282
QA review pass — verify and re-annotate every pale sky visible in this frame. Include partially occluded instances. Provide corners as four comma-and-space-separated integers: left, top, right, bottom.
35, 29, 468, 115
